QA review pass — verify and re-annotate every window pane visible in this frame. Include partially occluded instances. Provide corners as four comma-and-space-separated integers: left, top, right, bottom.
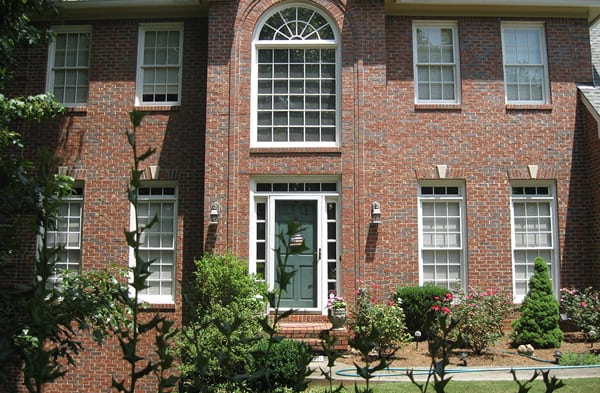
255, 7, 337, 144
139, 26, 182, 103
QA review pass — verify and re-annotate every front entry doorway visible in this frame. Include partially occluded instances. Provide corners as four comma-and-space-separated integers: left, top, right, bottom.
275, 200, 317, 308
250, 179, 340, 314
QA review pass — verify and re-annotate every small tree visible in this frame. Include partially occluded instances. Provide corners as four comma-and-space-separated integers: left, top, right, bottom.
512, 257, 563, 348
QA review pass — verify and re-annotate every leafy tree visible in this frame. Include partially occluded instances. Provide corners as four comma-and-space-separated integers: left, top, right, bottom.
511, 257, 563, 348
0, 0, 58, 89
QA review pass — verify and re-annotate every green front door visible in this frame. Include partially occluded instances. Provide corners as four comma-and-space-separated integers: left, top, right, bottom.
275, 200, 317, 308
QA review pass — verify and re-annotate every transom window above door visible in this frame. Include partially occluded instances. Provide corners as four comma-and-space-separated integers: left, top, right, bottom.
253, 4, 340, 147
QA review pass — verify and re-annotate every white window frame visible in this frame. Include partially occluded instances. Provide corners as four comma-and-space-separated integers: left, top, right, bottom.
251, 3, 341, 148
135, 23, 184, 107
418, 182, 467, 290
510, 182, 559, 303
129, 184, 177, 304
46, 25, 92, 107
412, 21, 461, 104
501, 22, 550, 105
46, 185, 84, 283
249, 177, 341, 314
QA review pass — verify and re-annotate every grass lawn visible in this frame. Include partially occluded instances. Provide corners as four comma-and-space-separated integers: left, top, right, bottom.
307, 378, 600, 392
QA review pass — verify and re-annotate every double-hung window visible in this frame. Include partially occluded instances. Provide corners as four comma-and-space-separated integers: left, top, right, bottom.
413, 21, 460, 104
419, 183, 466, 289
133, 185, 177, 303
47, 186, 84, 283
501, 22, 550, 104
47, 26, 91, 107
511, 183, 558, 302
136, 23, 183, 106
253, 4, 340, 147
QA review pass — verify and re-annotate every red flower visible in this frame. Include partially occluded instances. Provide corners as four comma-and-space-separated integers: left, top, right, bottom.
432, 305, 441, 312
442, 306, 451, 314
581, 302, 588, 308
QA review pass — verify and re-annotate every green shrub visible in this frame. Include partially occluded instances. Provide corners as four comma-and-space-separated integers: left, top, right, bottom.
349, 283, 411, 354
394, 285, 449, 338
559, 351, 600, 366
511, 257, 563, 348
560, 287, 600, 344
175, 254, 267, 392
453, 287, 515, 354
248, 338, 313, 392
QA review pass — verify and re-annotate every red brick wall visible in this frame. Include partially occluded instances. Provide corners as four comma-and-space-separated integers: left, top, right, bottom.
4, 16, 208, 393
2, 0, 598, 391
583, 105, 600, 287
205, 0, 594, 303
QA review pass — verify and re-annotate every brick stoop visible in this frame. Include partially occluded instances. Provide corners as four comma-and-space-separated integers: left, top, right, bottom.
277, 321, 349, 353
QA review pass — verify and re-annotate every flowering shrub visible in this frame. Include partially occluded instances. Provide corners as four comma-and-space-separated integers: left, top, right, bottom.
560, 287, 600, 344
348, 282, 411, 354
326, 293, 347, 310
453, 287, 514, 354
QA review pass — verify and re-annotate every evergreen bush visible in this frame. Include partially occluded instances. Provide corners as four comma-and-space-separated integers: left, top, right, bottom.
248, 338, 312, 393
394, 285, 449, 338
511, 257, 563, 348
175, 254, 267, 391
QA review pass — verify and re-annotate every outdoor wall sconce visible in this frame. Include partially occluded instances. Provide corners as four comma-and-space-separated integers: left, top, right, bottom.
209, 202, 220, 224
371, 202, 381, 224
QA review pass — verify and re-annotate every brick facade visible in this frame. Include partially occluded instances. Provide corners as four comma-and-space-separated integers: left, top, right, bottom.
3, 0, 600, 391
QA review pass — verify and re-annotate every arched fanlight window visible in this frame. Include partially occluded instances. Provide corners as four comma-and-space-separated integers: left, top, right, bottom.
253, 5, 339, 146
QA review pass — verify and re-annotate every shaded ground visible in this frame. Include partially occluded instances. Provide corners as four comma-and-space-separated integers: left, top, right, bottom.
338, 332, 597, 368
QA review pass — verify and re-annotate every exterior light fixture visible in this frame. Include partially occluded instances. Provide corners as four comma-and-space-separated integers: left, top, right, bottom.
553, 350, 562, 365
371, 202, 381, 224
414, 330, 422, 350
459, 352, 468, 366
209, 202, 220, 224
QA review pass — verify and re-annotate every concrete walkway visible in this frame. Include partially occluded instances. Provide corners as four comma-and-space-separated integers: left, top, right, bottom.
308, 358, 600, 383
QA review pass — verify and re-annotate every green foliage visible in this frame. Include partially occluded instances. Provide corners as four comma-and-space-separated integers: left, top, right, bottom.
348, 327, 391, 393
512, 257, 563, 349
453, 287, 515, 354
511, 369, 566, 393
111, 110, 178, 393
0, 153, 128, 392
560, 287, 600, 344
394, 285, 449, 338
318, 335, 345, 393
0, 0, 58, 89
349, 282, 411, 355
248, 338, 313, 392
176, 254, 267, 391
407, 293, 463, 393
177, 221, 312, 392
559, 351, 600, 366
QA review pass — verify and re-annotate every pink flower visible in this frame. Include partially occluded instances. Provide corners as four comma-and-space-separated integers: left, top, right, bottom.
581, 302, 587, 308
442, 306, 451, 314
434, 296, 440, 301
432, 305, 441, 312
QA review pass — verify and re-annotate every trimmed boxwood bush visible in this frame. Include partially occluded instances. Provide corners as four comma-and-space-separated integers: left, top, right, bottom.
248, 338, 312, 392
394, 285, 449, 339
512, 257, 563, 348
